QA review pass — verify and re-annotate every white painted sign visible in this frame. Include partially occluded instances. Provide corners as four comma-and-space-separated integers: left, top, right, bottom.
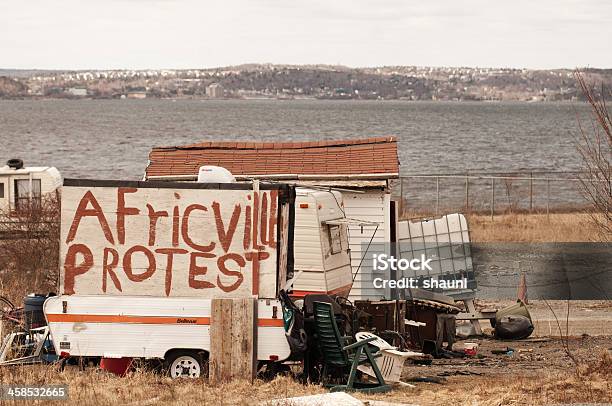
60, 183, 283, 298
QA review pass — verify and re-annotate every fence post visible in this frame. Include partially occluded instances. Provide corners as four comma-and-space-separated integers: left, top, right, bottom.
435, 176, 440, 216
399, 178, 404, 218
546, 179, 550, 219
529, 172, 533, 212
465, 175, 469, 212
490, 178, 495, 220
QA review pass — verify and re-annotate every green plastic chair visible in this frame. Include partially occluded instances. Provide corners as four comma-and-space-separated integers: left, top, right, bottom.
313, 301, 391, 393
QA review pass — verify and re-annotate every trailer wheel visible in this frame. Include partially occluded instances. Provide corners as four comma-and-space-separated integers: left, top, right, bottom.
165, 350, 206, 379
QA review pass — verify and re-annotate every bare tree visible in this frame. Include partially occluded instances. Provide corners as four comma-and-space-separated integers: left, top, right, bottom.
574, 71, 612, 241
0, 193, 60, 304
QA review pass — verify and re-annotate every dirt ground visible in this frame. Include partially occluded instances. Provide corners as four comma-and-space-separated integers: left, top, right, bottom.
353, 335, 612, 406
0, 336, 609, 405
473, 299, 612, 336
407, 335, 609, 379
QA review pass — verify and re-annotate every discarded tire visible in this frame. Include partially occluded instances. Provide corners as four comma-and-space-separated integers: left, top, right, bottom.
495, 315, 534, 340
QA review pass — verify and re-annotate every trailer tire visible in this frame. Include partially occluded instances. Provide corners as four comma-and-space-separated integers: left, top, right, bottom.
165, 350, 207, 379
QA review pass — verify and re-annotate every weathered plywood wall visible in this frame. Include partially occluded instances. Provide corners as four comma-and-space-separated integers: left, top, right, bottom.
59, 184, 281, 298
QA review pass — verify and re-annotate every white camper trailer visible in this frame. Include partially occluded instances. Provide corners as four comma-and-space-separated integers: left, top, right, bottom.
191, 167, 354, 298
0, 159, 61, 214
44, 179, 296, 378
290, 189, 353, 298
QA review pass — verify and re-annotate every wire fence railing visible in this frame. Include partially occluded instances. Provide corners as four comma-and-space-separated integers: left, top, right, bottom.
395, 171, 603, 218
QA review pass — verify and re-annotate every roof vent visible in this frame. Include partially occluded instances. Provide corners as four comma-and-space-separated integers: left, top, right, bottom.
7, 159, 24, 170
197, 166, 236, 183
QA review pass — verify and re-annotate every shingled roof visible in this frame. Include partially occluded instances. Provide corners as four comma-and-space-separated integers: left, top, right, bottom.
145, 137, 399, 179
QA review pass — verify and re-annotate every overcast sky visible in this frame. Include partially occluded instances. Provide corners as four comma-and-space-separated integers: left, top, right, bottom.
1, 0, 610, 70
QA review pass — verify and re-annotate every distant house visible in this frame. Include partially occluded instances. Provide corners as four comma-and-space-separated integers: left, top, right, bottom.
67, 88, 88, 97
206, 83, 224, 98
144, 137, 400, 301
0, 161, 62, 214
127, 90, 147, 99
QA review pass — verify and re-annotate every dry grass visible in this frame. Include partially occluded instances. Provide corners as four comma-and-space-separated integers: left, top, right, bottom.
0, 195, 60, 305
467, 212, 603, 242
0, 203, 608, 405
0, 355, 610, 406
0, 366, 326, 406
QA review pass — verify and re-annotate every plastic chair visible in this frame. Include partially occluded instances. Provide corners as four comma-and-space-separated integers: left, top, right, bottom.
355, 331, 424, 384
313, 302, 390, 393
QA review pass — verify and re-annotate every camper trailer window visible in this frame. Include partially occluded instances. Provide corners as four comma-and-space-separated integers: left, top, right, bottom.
328, 224, 342, 254
14, 179, 41, 211
0, 182, 4, 198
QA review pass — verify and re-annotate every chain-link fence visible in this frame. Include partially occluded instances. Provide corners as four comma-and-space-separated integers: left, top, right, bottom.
394, 171, 598, 218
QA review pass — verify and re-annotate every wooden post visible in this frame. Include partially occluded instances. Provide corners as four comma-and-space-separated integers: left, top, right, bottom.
546, 179, 550, 219
435, 176, 440, 216
490, 178, 495, 221
529, 172, 533, 212
210, 298, 257, 383
465, 175, 469, 212
399, 178, 404, 218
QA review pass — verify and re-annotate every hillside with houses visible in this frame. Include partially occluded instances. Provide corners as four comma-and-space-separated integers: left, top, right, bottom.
0, 64, 611, 101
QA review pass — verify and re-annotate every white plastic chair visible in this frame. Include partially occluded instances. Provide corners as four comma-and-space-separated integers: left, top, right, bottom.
354, 332, 424, 385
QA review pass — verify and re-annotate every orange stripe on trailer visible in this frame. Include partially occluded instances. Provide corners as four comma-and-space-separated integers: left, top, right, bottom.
46, 314, 284, 327
46, 314, 211, 325
290, 290, 318, 298
257, 318, 284, 327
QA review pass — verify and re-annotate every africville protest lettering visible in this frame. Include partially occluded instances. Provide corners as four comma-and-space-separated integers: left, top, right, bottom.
62, 187, 278, 297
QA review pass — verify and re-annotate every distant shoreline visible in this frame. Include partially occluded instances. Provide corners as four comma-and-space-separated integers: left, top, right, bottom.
0, 96, 585, 103
2, 65, 609, 102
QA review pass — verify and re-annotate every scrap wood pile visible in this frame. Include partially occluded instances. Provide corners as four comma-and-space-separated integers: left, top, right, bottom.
408, 298, 461, 314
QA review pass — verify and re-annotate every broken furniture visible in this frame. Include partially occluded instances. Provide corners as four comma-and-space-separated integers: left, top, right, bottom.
354, 299, 427, 349
454, 298, 498, 335
436, 313, 457, 351
0, 294, 57, 366
313, 301, 390, 393
354, 331, 426, 385
0, 326, 56, 366
405, 298, 461, 355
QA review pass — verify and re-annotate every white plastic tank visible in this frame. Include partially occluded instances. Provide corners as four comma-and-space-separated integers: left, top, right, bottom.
197, 166, 236, 183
